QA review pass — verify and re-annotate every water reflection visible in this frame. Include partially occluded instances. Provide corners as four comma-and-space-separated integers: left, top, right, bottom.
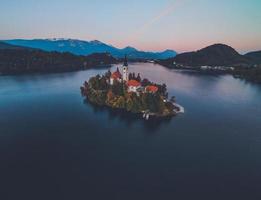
83, 99, 172, 133
1, 62, 261, 199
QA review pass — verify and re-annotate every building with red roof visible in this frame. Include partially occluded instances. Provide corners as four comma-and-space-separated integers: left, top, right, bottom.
127, 80, 141, 87
109, 56, 129, 85
127, 80, 141, 93
145, 85, 158, 93
111, 71, 122, 79
110, 70, 122, 85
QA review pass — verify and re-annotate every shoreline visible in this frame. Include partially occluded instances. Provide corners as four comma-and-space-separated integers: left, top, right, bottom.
81, 60, 184, 120
81, 85, 185, 120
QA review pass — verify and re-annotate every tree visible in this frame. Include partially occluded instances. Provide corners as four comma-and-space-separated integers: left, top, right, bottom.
115, 96, 125, 109
88, 75, 109, 90
129, 73, 133, 80
146, 93, 157, 112
162, 83, 167, 95
89, 76, 99, 89
107, 89, 115, 101
84, 81, 88, 88
145, 93, 165, 113
126, 98, 134, 112
99, 76, 109, 90
130, 93, 142, 113
112, 81, 124, 96
136, 73, 141, 82
105, 69, 111, 79
130, 72, 135, 80
156, 94, 166, 114
96, 91, 107, 105
141, 93, 148, 110
141, 78, 150, 87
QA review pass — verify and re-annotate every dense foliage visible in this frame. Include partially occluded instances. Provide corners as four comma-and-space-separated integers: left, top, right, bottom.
158, 44, 252, 68
233, 66, 261, 83
0, 48, 117, 74
81, 71, 175, 116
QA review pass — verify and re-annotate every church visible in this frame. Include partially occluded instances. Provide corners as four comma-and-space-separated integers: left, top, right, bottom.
109, 55, 157, 94
109, 55, 129, 85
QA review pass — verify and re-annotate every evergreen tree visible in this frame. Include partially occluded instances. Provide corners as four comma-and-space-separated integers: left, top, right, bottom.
161, 83, 167, 96
132, 73, 135, 80
137, 73, 141, 82
128, 73, 133, 80
105, 69, 111, 79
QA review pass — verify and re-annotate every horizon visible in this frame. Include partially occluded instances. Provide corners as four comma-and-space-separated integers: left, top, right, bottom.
1, 0, 261, 53
3, 37, 260, 55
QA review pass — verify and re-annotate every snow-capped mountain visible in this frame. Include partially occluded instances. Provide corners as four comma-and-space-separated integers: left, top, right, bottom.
5, 39, 177, 59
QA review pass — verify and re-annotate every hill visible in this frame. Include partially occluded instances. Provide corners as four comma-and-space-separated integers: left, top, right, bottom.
4, 39, 177, 60
0, 41, 31, 50
0, 42, 117, 75
160, 44, 251, 67
245, 51, 261, 64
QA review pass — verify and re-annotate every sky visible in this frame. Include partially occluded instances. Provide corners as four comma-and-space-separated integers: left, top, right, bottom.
0, 0, 261, 53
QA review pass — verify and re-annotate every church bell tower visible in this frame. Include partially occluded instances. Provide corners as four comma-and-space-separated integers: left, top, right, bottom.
122, 55, 128, 81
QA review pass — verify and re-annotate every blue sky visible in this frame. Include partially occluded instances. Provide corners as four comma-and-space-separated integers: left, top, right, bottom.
0, 0, 261, 53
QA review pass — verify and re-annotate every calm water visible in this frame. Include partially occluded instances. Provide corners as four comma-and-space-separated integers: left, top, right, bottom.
0, 63, 261, 200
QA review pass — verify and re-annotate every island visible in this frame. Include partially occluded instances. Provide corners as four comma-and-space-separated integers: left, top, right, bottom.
81, 56, 184, 120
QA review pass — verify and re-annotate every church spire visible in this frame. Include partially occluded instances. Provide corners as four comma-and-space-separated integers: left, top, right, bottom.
123, 54, 128, 67
122, 54, 128, 81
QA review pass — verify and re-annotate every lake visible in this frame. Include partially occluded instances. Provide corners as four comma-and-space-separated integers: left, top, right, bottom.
0, 63, 261, 200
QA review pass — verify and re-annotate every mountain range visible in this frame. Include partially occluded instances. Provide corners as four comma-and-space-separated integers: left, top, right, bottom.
4, 39, 177, 60
1, 40, 261, 83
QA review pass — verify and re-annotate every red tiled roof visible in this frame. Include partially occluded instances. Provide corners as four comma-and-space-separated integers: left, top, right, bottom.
111, 71, 122, 79
146, 85, 158, 92
127, 80, 141, 87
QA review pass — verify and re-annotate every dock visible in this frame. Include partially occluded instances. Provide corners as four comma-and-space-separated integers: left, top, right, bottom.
172, 103, 185, 113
